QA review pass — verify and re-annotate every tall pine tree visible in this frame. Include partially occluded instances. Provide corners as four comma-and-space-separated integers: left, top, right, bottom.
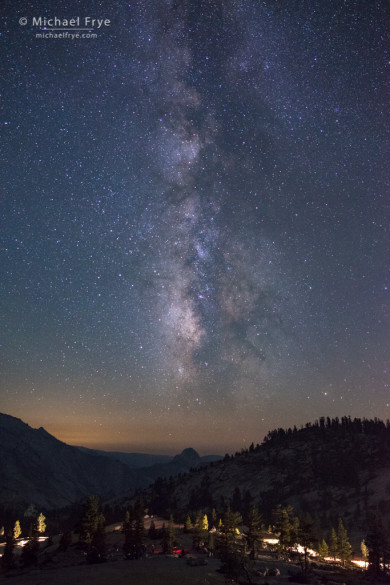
337, 519, 352, 566
162, 515, 176, 554
133, 497, 145, 557
366, 513, 390, 576
2, 529, 15, 571
123, 510, 135, 558
79, 495, 101, 547
36, 512, 46, 534
216, 507, 247, 582
245, 506, 263, 558
272, 505, 299, 555
328, 527, 338, 560
317, 539, 329, 560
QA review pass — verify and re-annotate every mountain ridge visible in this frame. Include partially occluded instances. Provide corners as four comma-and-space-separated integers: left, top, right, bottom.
142, 416, 390, 541
0, 413, 221, 511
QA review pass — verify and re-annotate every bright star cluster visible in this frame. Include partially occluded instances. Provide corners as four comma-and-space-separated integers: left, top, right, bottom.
1, 0, 388, 454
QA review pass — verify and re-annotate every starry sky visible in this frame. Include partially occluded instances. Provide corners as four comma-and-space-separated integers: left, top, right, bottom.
1, 0, 389, 455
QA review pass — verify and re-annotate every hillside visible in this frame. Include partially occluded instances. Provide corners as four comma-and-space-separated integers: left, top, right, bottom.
0, 413, 144, 510
0, 413, 221, 512
143, 417, 390, 538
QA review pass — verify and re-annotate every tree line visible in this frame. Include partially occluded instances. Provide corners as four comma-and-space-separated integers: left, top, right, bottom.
1, 510, 46, 570
3, 493, 389, 581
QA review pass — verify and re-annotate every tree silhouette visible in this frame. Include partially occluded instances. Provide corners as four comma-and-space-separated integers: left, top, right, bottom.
133, 497, 145, 557
78, 494, 106, 562
87, 512, 106, 563
366, 513, 390, 576
184, 515, 193, 533
79, 495, 101, 547
336, 519, 352, 566
162, 515, 176, 554
216, 507, 247, 582
317, 539, 329, 560
192, 518, 203, 549
122, 510, 134, 558
297, 513, 315, 577
360, 539, 368, 568
272, 505, 299, 556
1, 529, 15, 571
328, 527, 338, 560
219, 543, 248, 583
245, 506, 263, 558
21, 529, 39, 567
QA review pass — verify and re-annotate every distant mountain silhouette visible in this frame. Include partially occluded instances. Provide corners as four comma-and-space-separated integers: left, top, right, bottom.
75, 446, 173, 468
0, 413, 143, 509
0, 413, 221, 511
173, 447, 200, 463
136, 446, 222, 486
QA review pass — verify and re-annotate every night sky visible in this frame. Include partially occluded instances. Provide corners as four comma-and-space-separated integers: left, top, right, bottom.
1, 1, 388, 455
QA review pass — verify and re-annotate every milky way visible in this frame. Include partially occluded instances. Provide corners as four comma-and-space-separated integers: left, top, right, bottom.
1, 0, 388, 453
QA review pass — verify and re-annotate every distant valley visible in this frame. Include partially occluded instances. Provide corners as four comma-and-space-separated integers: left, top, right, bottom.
1, 412, 390, 547
0, 413, 221, 511
1, 413, 390, 584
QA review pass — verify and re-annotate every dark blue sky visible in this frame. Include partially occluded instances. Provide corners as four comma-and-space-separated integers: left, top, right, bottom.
1, 0, 388, 453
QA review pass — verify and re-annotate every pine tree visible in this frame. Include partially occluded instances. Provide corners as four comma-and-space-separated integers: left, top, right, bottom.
328, 527, 338, 560
317, 539, 329, 560
221, 507, 242, 536
216, 507, 247, 581
246, 506, 263, 558
337, 519, 352, 566
168, 515, 176, 551
211, 508, 217, 529
123, 510, 135, 558
184, 515, 193, 533
21, 530, 39, 567
2, 530, 15, 570
162, 515, 176, 554
13, 520, 21, 540
272, 505, 299, 555
36, 512, 46, 534
133, 497, 145, 557
361, 539, 369, 568
366, 513, 390, 576
79, 495, 100, 547
78, 494, 106, 562
201, 513, 209, 532
192, 513, 204, 549
207, 531, 215, 557
87, 513, 106, 563
297, 513, 314, 576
